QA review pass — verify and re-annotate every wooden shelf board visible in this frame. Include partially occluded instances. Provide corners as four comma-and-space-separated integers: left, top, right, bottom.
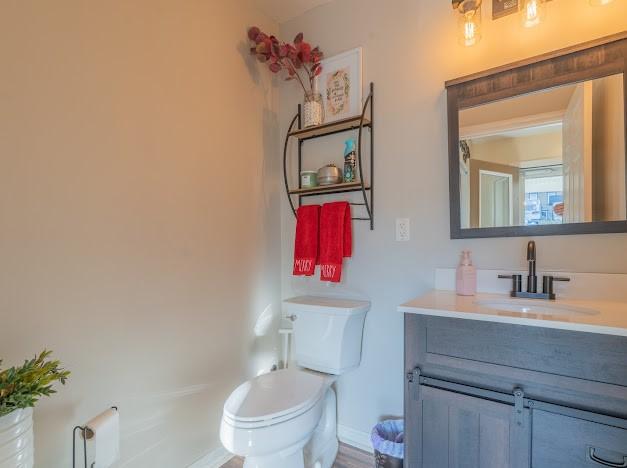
288, 182, 370, 196
288, 116, 371, 140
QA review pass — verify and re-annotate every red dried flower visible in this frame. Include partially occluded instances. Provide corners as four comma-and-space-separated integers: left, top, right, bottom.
248, 26, 260, 41
298, 42, 312, 63
246, 28, 323, 94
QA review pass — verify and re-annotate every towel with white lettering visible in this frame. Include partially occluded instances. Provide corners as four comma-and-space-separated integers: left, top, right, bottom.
293, 204, 320, 276
319, 202, 352, 283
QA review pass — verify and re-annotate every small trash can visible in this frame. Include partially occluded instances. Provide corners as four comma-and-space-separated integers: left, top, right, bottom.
371, 419, 404, 468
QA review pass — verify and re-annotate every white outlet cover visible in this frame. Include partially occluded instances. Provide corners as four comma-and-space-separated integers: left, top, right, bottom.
396, 218, 410, 242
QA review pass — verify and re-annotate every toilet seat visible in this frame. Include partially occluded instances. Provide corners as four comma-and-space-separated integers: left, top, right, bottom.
223, 369, 326, 429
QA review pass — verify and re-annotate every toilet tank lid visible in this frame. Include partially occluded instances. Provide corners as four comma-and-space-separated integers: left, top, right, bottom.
283, 296, 370, 315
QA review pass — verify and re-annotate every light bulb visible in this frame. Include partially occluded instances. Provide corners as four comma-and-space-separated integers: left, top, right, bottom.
458, 3, 482, 47
521, 0, 546, 28
464, 12, 478, 45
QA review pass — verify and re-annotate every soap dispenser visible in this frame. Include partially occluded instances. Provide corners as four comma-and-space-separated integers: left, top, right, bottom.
456, 250, 477, 296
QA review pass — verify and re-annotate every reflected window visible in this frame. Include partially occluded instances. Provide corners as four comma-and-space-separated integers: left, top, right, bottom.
522, 166, 563, 226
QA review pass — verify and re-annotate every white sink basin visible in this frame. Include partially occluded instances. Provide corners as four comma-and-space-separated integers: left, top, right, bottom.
475, 299, 599, 316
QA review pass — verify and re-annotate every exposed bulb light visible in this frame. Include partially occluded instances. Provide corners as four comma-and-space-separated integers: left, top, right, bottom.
589, 0, 614, 5
521, 0, 546, 28
463, 10, 480, 46
455, 0, 482, 47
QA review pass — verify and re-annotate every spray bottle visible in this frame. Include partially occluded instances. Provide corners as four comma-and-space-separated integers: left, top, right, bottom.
343, 139, 356, 183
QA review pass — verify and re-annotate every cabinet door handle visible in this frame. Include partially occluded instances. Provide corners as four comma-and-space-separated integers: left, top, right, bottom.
589, 447, 627, 467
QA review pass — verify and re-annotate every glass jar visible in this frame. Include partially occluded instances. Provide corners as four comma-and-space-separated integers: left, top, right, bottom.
303, 92, 324, 127
300, 171, 318, 188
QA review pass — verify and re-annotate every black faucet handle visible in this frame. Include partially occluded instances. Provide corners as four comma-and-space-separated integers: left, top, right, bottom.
542, 275, 571, 297
498, 274, 523, 293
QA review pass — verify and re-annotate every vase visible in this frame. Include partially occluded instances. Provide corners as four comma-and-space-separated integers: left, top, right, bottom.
303, 92, 324, 127
0, 408, 34, 468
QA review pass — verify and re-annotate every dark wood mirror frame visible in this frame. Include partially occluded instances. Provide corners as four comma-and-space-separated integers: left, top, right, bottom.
446, 32, 627, 239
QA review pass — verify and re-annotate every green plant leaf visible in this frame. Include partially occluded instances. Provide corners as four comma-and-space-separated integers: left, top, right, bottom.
0, 350, 70, 417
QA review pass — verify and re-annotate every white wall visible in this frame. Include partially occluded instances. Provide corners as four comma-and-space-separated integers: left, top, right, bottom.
0, 1, 281, 466
592, 74, 626, 220
279, 0, 627, 440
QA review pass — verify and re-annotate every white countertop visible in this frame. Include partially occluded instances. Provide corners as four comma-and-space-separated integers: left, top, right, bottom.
399, 290, 627, 337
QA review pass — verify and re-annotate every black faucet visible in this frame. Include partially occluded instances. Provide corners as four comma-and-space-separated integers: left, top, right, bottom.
526, 240, 537, 293
498, 241, 570, 300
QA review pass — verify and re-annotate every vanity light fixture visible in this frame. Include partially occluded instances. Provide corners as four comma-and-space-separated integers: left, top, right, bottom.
453, 0, 483, 47
454, 0, 607, 46
520, 0, 546, 28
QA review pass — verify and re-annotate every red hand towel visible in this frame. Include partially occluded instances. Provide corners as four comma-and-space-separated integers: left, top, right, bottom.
293, 205, 320, 276
319, 202, 352, 283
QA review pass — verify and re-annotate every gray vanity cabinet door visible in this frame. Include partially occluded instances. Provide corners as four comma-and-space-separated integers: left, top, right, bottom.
532, 410, 627, 468
416, 386, 530, 468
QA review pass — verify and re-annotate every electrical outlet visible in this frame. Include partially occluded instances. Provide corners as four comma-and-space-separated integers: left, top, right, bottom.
396, 218, 410, 242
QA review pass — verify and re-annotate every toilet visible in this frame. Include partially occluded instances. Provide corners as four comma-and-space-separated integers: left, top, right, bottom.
220, 296, 370, 468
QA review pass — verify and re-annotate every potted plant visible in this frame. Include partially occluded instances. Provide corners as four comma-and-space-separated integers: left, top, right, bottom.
0, 351, 69, 467
248, 27, 325, 127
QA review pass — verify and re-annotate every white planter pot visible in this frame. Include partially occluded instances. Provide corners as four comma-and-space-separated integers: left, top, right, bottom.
0, 408, 34, 468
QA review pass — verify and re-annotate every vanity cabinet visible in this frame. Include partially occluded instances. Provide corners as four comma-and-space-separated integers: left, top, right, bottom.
414, 385, 530, 468
404, 314, 627, 468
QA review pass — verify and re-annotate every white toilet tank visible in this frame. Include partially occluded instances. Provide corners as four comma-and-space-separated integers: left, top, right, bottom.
284, 296, 370, 375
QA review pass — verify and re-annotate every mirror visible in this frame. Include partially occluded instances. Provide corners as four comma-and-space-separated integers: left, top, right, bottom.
459, 74, 625, 229
447, 35, 627, 238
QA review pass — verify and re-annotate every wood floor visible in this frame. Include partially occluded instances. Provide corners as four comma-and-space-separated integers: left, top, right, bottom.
220, 443, 372, 468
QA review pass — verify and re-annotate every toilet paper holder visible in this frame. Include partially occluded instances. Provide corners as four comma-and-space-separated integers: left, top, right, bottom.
72, 406, 118, 468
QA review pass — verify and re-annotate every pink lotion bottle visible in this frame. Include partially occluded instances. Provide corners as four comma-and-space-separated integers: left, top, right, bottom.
456, 250, 477, 296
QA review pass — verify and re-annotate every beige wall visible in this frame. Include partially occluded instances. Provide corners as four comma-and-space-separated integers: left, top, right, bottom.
459, 84, 574, 128
0, 1, 281, 466
280, 0, 627, 440
470, 131, 563, 167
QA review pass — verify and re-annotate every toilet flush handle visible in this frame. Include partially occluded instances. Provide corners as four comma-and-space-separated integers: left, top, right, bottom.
286, 314, 297, 322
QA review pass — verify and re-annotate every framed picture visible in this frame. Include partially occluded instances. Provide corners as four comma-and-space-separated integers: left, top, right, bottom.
316, 47, 363, 123
492, 0, 519, 19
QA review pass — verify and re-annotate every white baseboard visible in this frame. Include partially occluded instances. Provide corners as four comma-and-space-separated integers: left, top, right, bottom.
337, 424, 373, 454
188, 447, 233, 468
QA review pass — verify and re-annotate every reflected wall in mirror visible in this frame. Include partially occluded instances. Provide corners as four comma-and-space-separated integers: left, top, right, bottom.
459, 74, 626, 229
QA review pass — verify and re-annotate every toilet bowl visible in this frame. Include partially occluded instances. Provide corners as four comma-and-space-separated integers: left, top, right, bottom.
220, 296, 370, 468
220, 368, 337, 468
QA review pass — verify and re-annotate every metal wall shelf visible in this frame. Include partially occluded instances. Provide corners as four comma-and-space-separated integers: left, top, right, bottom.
288, 116, 372, 141
288, 181, 371, 197
283, 82, 374, 230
